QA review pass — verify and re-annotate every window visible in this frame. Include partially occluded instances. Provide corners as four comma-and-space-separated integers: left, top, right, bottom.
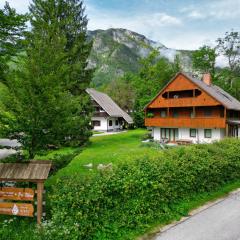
161, 128, 168, 139
109, 120, 112, 126
190, 129, 197, 137
174, 129, 179, 140
115, 120, 118, 126
204, 129, 212, 138
160, 110, 166, 118
173, 109, 179, 118
204, 108, 212, 117
92, 120, 101, 127
162, 90, 202, 99
190, 111, 195, 118
161, 128, 178, 141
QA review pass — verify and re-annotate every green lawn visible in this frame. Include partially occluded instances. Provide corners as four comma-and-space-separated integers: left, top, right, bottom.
45, 129, 161, 185
3, 129, 240, 240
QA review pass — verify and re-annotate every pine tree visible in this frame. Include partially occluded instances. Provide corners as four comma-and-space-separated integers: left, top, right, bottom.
1, 0, 93, 158
0, 2, 27, 82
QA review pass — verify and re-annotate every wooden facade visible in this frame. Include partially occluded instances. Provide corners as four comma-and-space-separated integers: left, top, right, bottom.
148, 74, 221, 109
145, 117, 226, 128
145, 72, 240, 141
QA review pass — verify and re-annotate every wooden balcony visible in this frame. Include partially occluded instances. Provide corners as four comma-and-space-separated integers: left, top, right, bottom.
145, 117, 226, 128
149, 97, 221, 108
93, 112, 108, 117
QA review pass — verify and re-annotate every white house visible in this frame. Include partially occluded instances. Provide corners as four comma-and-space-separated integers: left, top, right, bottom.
86, 88, 133, 132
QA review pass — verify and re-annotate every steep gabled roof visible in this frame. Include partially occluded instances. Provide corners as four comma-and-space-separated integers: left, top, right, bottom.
86, 88, 133, 124
185, 72, 240, 110
145, 72, 240, 110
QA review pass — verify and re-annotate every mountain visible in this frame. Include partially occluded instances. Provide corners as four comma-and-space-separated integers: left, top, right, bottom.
88, 28, 193, 88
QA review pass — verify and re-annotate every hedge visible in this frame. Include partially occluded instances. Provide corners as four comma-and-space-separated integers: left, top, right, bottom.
42, 138, 240, 239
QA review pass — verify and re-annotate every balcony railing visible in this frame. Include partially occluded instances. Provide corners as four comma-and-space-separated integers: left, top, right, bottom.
145, 117, 226, 128
149, 97, 220, 108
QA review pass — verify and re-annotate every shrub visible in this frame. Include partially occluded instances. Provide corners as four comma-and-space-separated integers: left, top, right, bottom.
141, 132, 153, 141
42, 138, 240, 239
48, 149, 82, 175
0, 216, 40, 240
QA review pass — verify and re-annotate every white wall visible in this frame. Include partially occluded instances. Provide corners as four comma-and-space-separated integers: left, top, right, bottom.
188, 128, 223, 144
152, 127, 161, 141
92, 117, 108, 131
92, 117, 120, 131
107, 117, 121, 131
152, 127, 225, 143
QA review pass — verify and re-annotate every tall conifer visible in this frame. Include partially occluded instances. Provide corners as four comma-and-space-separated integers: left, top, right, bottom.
1, 0, 92, 158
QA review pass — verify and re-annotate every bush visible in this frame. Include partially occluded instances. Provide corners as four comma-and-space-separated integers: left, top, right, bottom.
141, 132, 153, 141
48, 149, 82, 175
42, 138, 240, 239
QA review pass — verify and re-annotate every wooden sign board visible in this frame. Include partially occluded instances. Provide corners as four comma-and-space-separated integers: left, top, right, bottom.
0, 187, 34, 201
0, 203, 34, 217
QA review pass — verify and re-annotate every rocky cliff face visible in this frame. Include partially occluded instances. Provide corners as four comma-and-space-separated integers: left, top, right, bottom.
88, 28, 193, 87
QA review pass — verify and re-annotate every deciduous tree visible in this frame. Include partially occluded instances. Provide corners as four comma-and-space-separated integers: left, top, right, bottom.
217, 31, 240, 90
192, 45, 217, 80
105, 73, 136, 113
133, 50, 178, 127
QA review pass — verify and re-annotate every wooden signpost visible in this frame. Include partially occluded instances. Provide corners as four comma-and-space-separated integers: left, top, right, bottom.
0, 187, 35, 201
0, 202, 34, 217
0, 160, 52, 224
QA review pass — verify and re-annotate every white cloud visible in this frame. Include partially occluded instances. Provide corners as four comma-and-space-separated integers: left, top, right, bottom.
216, 55, 228, 68
2, 0, 239, 51
0, 0, 30, 13
187, 10, 206, 20
180, 6, 206, 19
149, 13, 182, 27
87, 4, 184, 48
181, 0, 240, 21
87, 4, 182, 31
208, 0, 240, 20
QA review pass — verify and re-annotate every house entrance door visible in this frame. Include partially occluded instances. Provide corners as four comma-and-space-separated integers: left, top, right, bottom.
229, 125, 238, 138
170, 128, 179, 141
161, 128, 179, 142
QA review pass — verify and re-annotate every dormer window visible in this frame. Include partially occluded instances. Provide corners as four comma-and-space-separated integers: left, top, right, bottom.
162, 89, 202, 99
204, 109, 212, 117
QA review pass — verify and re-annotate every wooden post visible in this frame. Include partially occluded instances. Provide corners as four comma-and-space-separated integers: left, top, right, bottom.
224, 107, 228, 137
226, 123, 229, 137
224, 107, 227, 119
37, 181, 44, 225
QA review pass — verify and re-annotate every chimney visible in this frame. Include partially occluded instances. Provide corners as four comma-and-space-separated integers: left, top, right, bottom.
202, 73, 211, 86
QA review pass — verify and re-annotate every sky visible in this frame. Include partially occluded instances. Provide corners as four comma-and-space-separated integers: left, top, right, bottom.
1, 0, 240, 50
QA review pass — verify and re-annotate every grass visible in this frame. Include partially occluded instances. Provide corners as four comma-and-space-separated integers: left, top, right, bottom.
45, 129, 161, 185
92, 130, 104, 134
2, 129, 240, 239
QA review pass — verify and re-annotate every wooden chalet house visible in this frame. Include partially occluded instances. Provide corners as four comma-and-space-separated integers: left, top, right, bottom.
87, 88, 133, 131
145, 72, 240, 143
